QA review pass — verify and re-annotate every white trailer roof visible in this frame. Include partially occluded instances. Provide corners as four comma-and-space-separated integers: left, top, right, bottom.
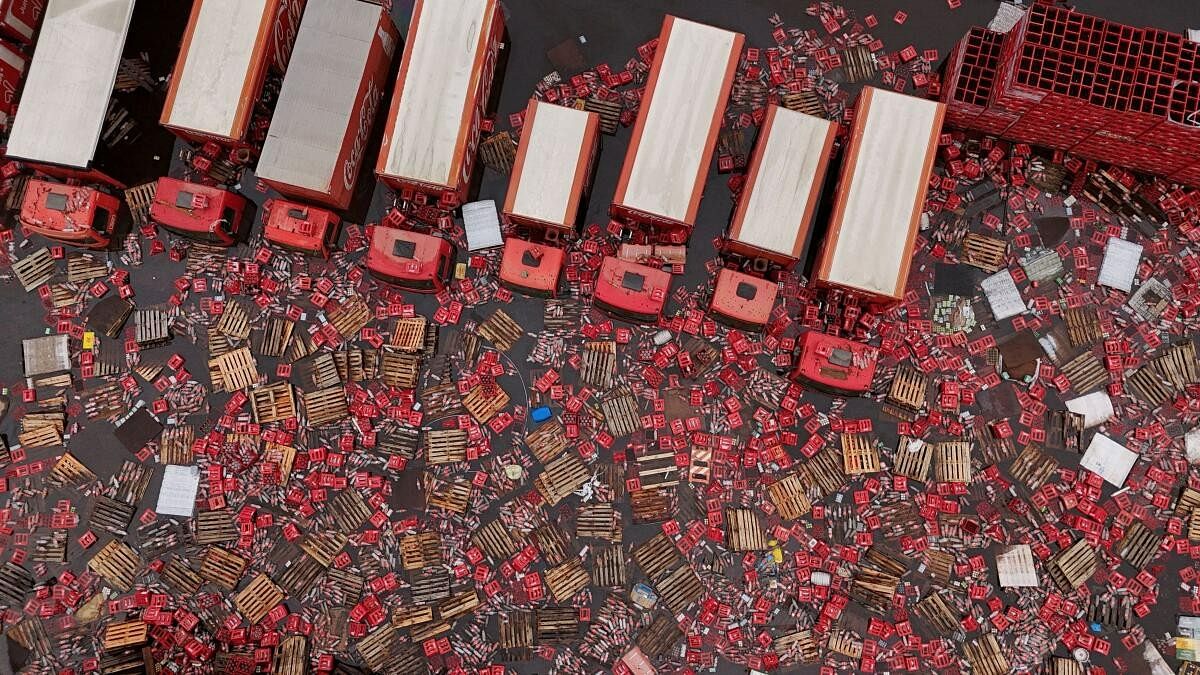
819, 88, 944, 300
6, 0, 135, 169
163, 0, 274, 138
506, 101, 597, 228
256, 0, 381, 195
380, 0, 495, 186
729, 106, 836, 259
615, 16, 742, 224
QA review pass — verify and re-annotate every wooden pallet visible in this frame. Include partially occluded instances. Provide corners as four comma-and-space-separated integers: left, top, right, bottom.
841, 433, 880, 475
1059, 351, 1107, 394
472, 519, 520, 560
584, 97, 622, 135
1152, 340, 1199, 388
635, 449, 679, 489
356, 625, 399, 672
766, 472, 812, 520
250, 382, 296, 424
935, 442, 973, 484
329, 297, 370, 338
88, 540, 141, 591
545, 559, 589, 602
851, 566, 902, 614
535, 453, 589, 506
632, 615, 680, 661
535, 607, 579, 643
1127, 366, 1174, 407
915, 591, 959, 634
803, 448, 847, 497
391, 317, 428, 353
256, 318, 294, 358
294, 353, 341, 392
300, 531, 347, 567
576, 504, 620, 542
1116, 521, 1161, 570
199, 546, 247, 591
590, 546, 626, 588
497, 611, 534, 661
32, 531, 66, 563
1048, 656, 1084, 675
1178, 486, 1200, 518
113, 460, 153, 504
891, 436, 933, 482
91, 495, 135, 536
380, 350, 421, 390
392, 605, 436, 632
425, 429, 468, 464
463, 384, 509, 423
12, 248, 54, 291
781, 90, 823, 116
46, 453, 96, 489
841, 44, 878, 81
124, 182, 156, 226
276, 555, 324, 597
211, 347, 258, 392
102, 620, 149, 651
885, 366, 927, 416
439, 589, 480, 621
160, 558, 202, 595
326, 566, 363, 605
193, 510, 238, 545
526, 420, 568, 463
301, 387, 349, 427
581, 341, 617, 389
1047, 539, 1097, 591
1064, 307, 1101, 348
217, 301, 251, 340
273, 635, 307, 675
963, 634, 1009, 675
409, 572, 451, 605
134, 309, 172, 349
827, 630, 863, 659
234, 574, 284, 624
1010, 444, 1058, 490
633, 534, 680, 582
924, 548, 954, 586
327, 489, 373, 533
773, 629, 819, 664
726, 509, 767, 551
376, 425, 420, 460
479, 130, 518, 173
1088, 595, 1133, 630
544, 299, 582, 330
0, 562, 33, 606
400, 532, 441, 570
332, 348, 377, 383
421, 380, 463, 419
8, 617, 49, 658
159, 425, 194, 465
961, 232, 1008, 272
1045, 410, 1085, 452
630, 487, 673, 524
427, 481, 472, 514
600, 387, 640, 438
477, 309, 524, 351
66, 252, 108, 283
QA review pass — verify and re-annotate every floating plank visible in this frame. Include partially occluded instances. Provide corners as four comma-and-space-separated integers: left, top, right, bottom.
12, 248, 54, 291
774, 629, 820, 664
1127, 365, 1175, 407
326, 489, 373, 534
600, 387, 640, 438
200, 546, 248, 591
841, 433, 880, 475
477, 309, 523, 351
535, 453, 589, 506
725, 509, 767, 551
301, 387, 349, 427
391, 605, 436, 631
379, 350, 421, 390
935, 442, 973, 484
211, 347, 258, 392
400, 532, 442, 571
234, 574, 285, 624
463, 384, 509, 423
88, 540, 141, 591
328, 297, 370, 338
1047, 539, 1097, 592
250, 381, 296, 424
961, 232, 1008, 272
581, 341, 617, 389
544, 559, 589, 602
1049, 656, 1084, 675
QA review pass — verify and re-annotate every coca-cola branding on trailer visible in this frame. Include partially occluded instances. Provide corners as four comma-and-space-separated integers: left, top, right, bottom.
343, 77, 384, 192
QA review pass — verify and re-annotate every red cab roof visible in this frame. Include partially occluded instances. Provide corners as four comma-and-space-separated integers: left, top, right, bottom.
262, 198, 340, 256
499, 238, 564, 297
593, 256, 671, 323
19, 179, 120, 248
709, 268, 777, 331
150, 177, 248, 245
366, 226, 454, 291
791, 331, 879, 396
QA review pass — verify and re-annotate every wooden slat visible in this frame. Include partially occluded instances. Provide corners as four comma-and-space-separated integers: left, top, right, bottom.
497, 611, 533, 661
891, 436, 933, 482
438, 589, 480, 621
66, 252, 108, 283
915, 592, 959, 633
159, 558, 202, 595
256, 317, 294, 358
630, 488, 673, 524
193, 510, 238, 546
535, 606, 579, 643
1059, 351, 1107, 394
326, 489, 372, 533
885, 366, 927, 415
46, 453, 96, 489
803, 448, 846, 497
1064, 307, 1101, 348
356, 625, 399, 672
159, 425, 195, 465
472, 519, 519, 560
963, 634, 1009, 675
273, 635, 307, 675
526, 420, 568, 463
479, 131, 518, 173
276, 555, 324, 597
134, 309, 172, 349
576, 504, 620, 542
590, 546, 626, 588
0, 562, 33, 606
1116, 521, 1161, 570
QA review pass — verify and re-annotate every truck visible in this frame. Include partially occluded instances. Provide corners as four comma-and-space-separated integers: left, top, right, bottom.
6, 0, 188, 187
376, 0, 505, 208
791, 331, 879, 396
161, 0, 305, 146
365, 226, 456, 294
19, 179, 120, 250
610, 15, 743, 243
150, 177, 249, 247
593, 256, 671, 324
711, 105, 837, 330
814, 87, 945, 305
261, 199, 340, 258
499, 99, 600, 296
256, 0, 399, 211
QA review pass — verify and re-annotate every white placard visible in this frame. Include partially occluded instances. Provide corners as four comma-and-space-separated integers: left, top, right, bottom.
1080, 433, 1138, 488
981, 269, 1025, 321
156, 465, 200, 518
462, 200, 503, 251
1098, 237, 1142, 293
1065, 391, 1114, 428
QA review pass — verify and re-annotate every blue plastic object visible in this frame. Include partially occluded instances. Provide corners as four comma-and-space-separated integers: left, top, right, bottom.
531, 406, 552, 423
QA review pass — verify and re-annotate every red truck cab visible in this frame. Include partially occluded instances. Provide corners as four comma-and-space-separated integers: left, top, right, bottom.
366, 226, 455, 294
19, 179, 120, 249
593, 256, 670, 324
150, 177, 248, 247
709, 268, 778, 331
791, 331, 879, 396
262, 199, 340, 257
499, 238, 564, 298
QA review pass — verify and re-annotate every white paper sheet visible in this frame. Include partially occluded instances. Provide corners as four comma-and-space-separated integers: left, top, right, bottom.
981, 269, 1025, 321
1098, 237, 1142, 293
1080, 433, 1138, 488
156, 465, 200, 518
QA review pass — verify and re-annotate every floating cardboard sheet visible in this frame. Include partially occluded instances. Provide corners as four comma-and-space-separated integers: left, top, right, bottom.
1065, 391, 1114, 428
1097, 237, 1142, 293
156, 465, 200, 518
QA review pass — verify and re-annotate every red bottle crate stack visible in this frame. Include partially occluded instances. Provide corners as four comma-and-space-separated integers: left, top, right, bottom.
942, 5, 1200, 187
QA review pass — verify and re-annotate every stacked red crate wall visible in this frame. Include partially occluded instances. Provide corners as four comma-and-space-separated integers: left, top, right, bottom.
942, 6, 1200, 187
